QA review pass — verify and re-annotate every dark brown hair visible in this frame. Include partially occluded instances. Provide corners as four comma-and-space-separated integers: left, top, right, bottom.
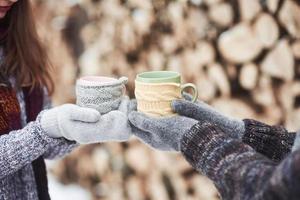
1, 0, 54, 94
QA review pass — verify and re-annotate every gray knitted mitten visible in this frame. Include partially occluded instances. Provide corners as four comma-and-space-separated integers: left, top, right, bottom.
172, 98, 245, 139
41, 96, 133, 144
129, 111, 198, 151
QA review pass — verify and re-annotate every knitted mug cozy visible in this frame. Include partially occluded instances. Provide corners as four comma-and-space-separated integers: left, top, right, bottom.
76, 76, 128, 114
135, 81, 182, 117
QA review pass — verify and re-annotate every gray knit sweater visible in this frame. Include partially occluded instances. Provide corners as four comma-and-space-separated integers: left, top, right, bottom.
181, 121, 299, 200
0, 87, 78, 200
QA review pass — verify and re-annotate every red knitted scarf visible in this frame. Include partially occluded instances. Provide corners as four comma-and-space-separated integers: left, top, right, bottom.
0, 85, 50, 200
0, 86, 21, 134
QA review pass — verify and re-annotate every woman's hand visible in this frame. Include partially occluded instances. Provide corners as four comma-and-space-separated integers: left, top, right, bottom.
128, 111, 198, 151
40, 97, 133, 144
172, 96, 245, 139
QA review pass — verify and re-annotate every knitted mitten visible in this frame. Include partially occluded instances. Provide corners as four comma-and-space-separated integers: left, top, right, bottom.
129, 111, 198, 151
172, 99, 245, 139
41, 97, 133, 143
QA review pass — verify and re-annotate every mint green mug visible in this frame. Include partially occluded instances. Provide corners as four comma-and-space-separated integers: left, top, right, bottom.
135, 71, 198, 117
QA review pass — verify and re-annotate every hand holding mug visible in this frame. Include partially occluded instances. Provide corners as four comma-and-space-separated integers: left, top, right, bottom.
40, 76, 135, 144
41, 96, 134, 144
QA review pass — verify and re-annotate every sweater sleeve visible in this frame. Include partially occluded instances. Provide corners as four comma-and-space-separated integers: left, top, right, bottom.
0, 114, 70, 178
242, 119, 295, 162
181, 122, 300, 200
41, 90, 79, 160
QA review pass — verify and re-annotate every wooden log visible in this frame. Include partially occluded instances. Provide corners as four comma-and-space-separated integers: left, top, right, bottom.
267, 0, 279, 13
279, 82, 300, 114
218, 23, 263, 64
167, 2, 184, 25
252, 75, 276, 107
278, 82, 300, 115
160, 35, 179, 55
239, 63, 258, 90
125, 144, 151, 175
261, 39, 295, 81
127, 0, 152, 10
120, 20, 138, 52
132, 9, 154, 35
291, 82, 300, 96
259, 105, 283, 125
286, 108, 300, 131
196, 73, 217, 102
292, 40, 300, 59
186, 8, 210, 41
147, 48, 165, 71
238, 0, 261, 21
100, 0, 128, 20
278, 0, 300, 38
166, 55, 184, 76
91, 148, 110, 177
203, 0, 222, 6
195, 41, 216, 66
208, 63, 231, 96
190, 0, 203, 6
147, 172, 170, 200
226, 64, 238, 80
211, 98, 256, 119
208, 2, 233, 28
183, 48, 203, 79
167, 171, 190, 200
126, 177, 146, 200
191, 176, 219, 200
254, 13, 279, 48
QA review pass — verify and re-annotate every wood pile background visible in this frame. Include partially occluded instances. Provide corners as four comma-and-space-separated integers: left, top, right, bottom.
33, 0, 300, 199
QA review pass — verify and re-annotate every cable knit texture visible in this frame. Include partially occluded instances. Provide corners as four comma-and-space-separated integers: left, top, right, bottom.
135, 81, 182, 117
181, 121, 300, 200
76, 77, 128, 114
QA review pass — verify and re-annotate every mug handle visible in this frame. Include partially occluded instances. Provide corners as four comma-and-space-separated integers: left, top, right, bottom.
181, 83, 198, 102
121, 84, 127, 96
119, 77, 128, 96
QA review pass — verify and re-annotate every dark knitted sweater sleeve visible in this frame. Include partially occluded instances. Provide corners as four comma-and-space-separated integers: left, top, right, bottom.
242, 119, 295, 162
181, 122, 300, 200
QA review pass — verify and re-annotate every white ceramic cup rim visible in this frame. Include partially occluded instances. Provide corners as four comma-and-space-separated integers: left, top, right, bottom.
77, 76, 126, 86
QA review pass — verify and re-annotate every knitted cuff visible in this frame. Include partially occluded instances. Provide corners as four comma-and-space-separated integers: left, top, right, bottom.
242, 119, 295, 162
180, 121, 229, 172
39, 110, 62, 138
32, 113, 78, 157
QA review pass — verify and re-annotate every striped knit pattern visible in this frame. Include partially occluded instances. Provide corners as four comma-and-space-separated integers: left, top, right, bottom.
181, 121, 300, 200
242, 119, 295, 162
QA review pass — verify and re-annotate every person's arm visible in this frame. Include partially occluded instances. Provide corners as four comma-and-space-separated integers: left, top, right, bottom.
129, 109, 300, 199
181, 122, 300, 200
0, 115, 68, 178
42, 137, 78, 160
173, 99, 296, 162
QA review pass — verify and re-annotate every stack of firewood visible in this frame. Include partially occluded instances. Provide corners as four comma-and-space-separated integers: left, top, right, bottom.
33, 0, 300, 199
